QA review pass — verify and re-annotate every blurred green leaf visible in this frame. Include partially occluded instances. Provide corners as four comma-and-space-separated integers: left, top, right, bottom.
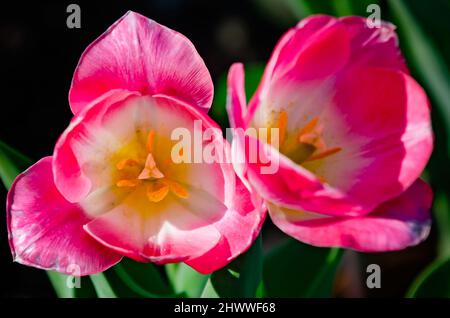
390, 0, 450, 155
296, 0, 335, 17
263, 239, 342, 297
0, 140, 32, 189
200, 279, 219, 298
47, 272, 97, 298
172, 263, 209, 298
202, 235, 263, 298
433, 193, 450, 258
211, 63, 265, 129
331, 0, 353, 17
104, 259, 175, 298
407, 256, 450, 297
90, 273, 117, 298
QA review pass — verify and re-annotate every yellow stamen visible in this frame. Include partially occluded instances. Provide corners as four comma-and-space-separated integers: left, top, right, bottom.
303, 147, 342, 162
168, 180, 189, 199
147, 130, 155, 153
138, 153, 165, 180
116, 159, 139, 170
147, 182, 169, 202
116, 179, 140, 188
298, 117, 318, 136
277, 111, 288, 146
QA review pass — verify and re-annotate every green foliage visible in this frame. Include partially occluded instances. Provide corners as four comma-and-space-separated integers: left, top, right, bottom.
210, 63, 265, 129
202, 235, 263, 298
0, 140, 32, 189
171, 263, 209, 298
263, 239, 342, 297
407, 257, 450, 297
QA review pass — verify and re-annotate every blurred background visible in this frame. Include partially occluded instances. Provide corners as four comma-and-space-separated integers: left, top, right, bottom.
0, 0, 449, 297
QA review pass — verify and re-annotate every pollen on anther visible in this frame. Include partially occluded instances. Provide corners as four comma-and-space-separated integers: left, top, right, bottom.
116, 159, 139, 170
147, 182, 169, 202
168, 180, 189, 199
116, 179, 140, 187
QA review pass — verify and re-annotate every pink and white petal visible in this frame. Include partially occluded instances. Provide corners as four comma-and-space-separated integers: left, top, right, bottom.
234, 133, 368, 217
226, 63, 247, 129
247, 15, 335, 122
53, 90, 140, 204
185, 177, 266, 274
69, 11, 213, 115
7, 157, 122, 275
248, 15, 408, 125
84, 184, 226, 263
325, 67, 433, 210
269, 179, 432, 252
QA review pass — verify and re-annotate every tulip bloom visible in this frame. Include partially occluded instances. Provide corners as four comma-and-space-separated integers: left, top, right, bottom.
227, 15, 433, 252
7, 11, 264, 275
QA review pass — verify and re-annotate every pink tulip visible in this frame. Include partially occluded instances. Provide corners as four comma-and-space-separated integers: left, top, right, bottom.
227, 15, 433, 252
7, 11, 264, 275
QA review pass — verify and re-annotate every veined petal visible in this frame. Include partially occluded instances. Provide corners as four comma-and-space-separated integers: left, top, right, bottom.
269, 179, 432, 252
226, 63, 247, 129
7, 157, 121, 275
69, 11, 213, 114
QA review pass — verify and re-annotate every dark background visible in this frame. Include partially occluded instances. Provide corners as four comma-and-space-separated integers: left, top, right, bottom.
0, 0, 444, 297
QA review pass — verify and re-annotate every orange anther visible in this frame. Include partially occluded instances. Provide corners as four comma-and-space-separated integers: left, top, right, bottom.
147, 130, 155, 153
147, 182, 169, 202
116, 179, 140, 188
168, 180, 189, 199
277, 111, 288, 146
299, 117, 319, 136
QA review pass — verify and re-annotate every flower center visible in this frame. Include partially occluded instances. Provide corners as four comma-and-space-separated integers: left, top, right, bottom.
114, 130, 189, 203
270, 111, 341, 165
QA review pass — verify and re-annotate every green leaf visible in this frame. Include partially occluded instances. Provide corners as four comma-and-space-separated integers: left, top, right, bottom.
407, 257, 450, 297
173, 263, 209, 298
263, 239, 342, 297
331, 0, 353, 16
104, 259, 174, 298
47, 272, 97, 298
433, 193, 450, 258
210, 63, 265, 129
90, 273, 117, 298
390, 0, 450, 155
0, 140, 32, 189
200, 280, 219, 298
202, 235, 263, 298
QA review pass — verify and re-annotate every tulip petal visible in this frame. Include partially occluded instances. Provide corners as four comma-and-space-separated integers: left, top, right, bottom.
248, 15, 407, 125
53, 90, 139, 203
226, 63, 247, 129
69, 11, 213, 114
269, 179, 432, 252
84, 184, 225, 263
233, 132, 366, 217
7, 157, 122, 275
325, 67, 433, 210
185, 177, 266, 274
55, 90, 263, 268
